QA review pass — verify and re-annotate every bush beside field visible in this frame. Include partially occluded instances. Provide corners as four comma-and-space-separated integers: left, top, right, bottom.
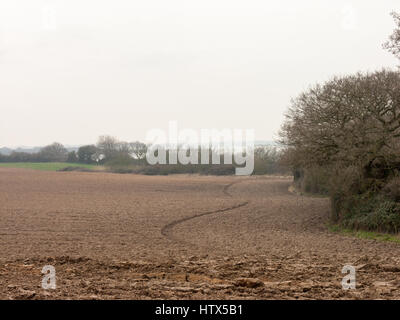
106, 163, 237, 176
104, 147, 289, 176
293, 165, 400, 234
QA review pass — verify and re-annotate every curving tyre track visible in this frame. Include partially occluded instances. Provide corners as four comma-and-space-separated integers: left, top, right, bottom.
161, 180, 249, 240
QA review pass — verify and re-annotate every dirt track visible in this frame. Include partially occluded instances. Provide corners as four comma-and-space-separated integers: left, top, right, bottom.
1, 168, 400, 299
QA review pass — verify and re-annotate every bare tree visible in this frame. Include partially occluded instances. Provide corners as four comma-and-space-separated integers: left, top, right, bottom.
39, 142, 68, 162
117, 141, 132, 155
384, 12, 400, 60
129, 141, 147, 161
280, 70, 400, 179
97, 135, 119, 161
78, 145, 98, 163
67, 151, 78, 163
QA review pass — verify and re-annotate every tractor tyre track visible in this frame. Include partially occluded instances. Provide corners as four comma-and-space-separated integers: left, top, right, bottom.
161, 180, 249, 240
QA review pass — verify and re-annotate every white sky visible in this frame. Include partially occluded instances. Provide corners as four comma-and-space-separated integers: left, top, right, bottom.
0, 0, 399, 147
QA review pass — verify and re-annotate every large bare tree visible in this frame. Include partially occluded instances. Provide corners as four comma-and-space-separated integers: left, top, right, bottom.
280, 70, 400, 179
384, 12, 400, 60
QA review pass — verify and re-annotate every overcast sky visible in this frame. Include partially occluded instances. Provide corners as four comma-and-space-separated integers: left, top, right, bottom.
0, 0, 399, 147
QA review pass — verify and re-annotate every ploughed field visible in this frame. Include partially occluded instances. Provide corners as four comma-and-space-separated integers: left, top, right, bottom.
1, 168, 400, 299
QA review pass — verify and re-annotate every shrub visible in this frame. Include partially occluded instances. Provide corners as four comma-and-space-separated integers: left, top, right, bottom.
383, 177, 400, 202
123, 164, 236, 176
339, 194, 400, 233
253, 147, 288, 175
329, 165, 364, 221
105, 155, 135, 168
295, 166, 330, 195
58, 166, 94, 172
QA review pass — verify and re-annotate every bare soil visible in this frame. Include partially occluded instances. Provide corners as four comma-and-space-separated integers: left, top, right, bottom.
1, 168, 400, 299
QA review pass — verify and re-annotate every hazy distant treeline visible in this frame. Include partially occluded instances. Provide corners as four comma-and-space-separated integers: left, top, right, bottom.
0, 135, 288, 176
0, 137, 148, 165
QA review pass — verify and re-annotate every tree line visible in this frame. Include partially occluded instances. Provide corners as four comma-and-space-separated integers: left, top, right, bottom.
0, 136, 148, 165
0, 136, 287, 176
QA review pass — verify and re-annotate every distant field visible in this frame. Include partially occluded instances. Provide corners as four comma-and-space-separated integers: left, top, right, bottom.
0, 162, 100, 171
